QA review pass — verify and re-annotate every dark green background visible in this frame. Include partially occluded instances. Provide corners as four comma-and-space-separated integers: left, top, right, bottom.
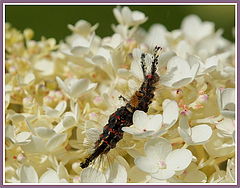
6, 5, 235, 42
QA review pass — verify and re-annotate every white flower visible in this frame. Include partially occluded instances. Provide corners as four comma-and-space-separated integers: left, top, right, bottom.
216, 118, 235, 138
216, 88, 235, 119
20, 135, 47, 153
6, 125, 31, 145
39, 168, 68, 183
145, 24, 168, 49
102, 33, 123, 50
174, 40, 193, 59
35, 127, 56, 139
43, 100, 67, 118
178, 114, 212, 145
215, 50, 235, 79
186, 54, 218, 77
105, 160, 128, 183
122, 100, 179, 137
53, 115, 76, 134
128, 48, 176, 82
122, 110, 162, 137
80, 167, 106, 183
113, 6, 147, 27
62, 33, 97, 57
91, 47, 116, 79
56, 76, 97, 100
197, 51, 234, 77
19, 165, 38, 183
181, 14, 214, 43
135, 138, 193, 180
161, 55, 199, 88
68, 19, 98, 36
195, 30, 230, 59
18, 72, 35, 86
34, 59, 55, 77
129, 48, 156, 80
19, 165, 68, 183
161, 99, 179, 129
46, 133, 68, 152
20, 119, 68, 153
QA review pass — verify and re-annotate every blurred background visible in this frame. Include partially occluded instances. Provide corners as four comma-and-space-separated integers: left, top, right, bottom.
5, 5, 235, 42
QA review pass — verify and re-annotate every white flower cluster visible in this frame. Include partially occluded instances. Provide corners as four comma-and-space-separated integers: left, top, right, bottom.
5, 6, 235, 183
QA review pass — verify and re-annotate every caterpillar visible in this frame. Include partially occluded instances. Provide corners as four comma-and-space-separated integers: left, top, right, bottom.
80, 46, 161, 169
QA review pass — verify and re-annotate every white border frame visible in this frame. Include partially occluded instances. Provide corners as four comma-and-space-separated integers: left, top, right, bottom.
2, 2, 238, 185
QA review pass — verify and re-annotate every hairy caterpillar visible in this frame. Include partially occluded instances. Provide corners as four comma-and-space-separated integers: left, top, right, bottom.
80, 46, 161, 169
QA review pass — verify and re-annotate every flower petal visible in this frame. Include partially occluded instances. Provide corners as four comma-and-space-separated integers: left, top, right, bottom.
134, 156, 159, 174
20, 165, 38, 183
55, 101, 67, 116
21, 135, 47, 153
15, 132, 31, 144
167, 56, 190, 75
46, 133, 67, 151
56, 77, 70, 95
130, 60, 144, 81
145, 24, 167, 49
106, 162, 127, 183
5, 125, 15, 141
34, 59, 55, 76
158, 50, 176, 68
204, 55, 218, 73
178, 115, 192, 143
132, 10, 146, 23
122, 127, 143, 134
163, 100, 179, 128
57, 163, 69, 180
70, 78, 90, 98
35, 127, 56, 138
191, 124, 212, 144
39, 169, 60, 183
181, 14, 214, 42
172, 77, 193, 88
122, 127, 155, 137
166, 149, 192, 171
43, 106, 60, 118
22, 72, 35, 85
216, 118, 235, 137
80, 168, 106, 183
151, 169, 175, 180
145, 138, 172, 161
133, 110, 148, 130
122, 7, 132, 26
220, 88, 235, 118
113, 7, 123, 25
71, 46, 89, 56
54, 116, 76, 134
146, 114, 162, 131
